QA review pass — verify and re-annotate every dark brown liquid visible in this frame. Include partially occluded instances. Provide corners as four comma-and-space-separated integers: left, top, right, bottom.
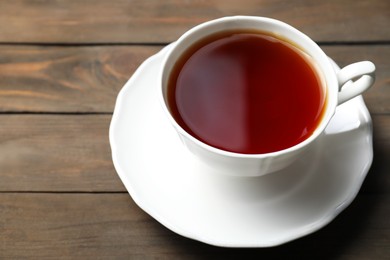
168, 31, 326, 154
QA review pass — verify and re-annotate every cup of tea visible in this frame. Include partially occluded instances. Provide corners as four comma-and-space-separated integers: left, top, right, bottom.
159, 16, 375, 176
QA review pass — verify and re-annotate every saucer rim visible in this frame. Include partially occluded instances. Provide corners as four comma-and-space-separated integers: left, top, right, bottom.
109, 44, 373, 248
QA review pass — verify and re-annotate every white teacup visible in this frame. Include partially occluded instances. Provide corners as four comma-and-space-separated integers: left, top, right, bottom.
159, 16, 375, 177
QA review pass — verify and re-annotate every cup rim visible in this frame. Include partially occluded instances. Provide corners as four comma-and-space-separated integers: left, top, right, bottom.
159, 15, 338, 159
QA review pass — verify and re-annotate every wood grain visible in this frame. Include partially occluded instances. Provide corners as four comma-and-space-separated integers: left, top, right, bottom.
0, 115, 123, 192
0, 45, 388, 114
0, 0, 388, 43
0, 45, 160, 113
0, 115, 388, 193
1, 193, 389, 258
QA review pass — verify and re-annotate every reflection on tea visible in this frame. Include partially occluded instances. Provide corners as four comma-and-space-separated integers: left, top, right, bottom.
168, 31, 326, 154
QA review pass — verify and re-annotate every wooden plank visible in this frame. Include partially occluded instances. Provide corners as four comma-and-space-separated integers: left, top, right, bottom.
0, 0, 388, 43
0, 115, 124, 192
0, 193, 389, 258
0, 45, 160, 113
0, 45, 388, 114
0, 115, 388, 193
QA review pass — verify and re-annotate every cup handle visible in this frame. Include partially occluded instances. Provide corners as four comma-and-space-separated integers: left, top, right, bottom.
336, 61, 375, 105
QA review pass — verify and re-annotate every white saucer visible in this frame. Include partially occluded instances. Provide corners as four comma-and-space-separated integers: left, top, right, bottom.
109, 45, 373, 247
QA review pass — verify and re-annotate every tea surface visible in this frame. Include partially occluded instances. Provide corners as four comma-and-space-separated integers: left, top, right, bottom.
168, 32, 326, 154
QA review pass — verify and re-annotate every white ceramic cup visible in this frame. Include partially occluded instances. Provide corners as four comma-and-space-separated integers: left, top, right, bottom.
159, 16, 375, 177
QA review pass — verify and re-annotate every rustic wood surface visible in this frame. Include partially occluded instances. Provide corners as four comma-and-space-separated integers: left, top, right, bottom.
0, 0, 389, 43
0, 0, 389, 258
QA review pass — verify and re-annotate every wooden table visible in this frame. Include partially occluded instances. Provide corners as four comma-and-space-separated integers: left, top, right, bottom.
1, 1, 389, 258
